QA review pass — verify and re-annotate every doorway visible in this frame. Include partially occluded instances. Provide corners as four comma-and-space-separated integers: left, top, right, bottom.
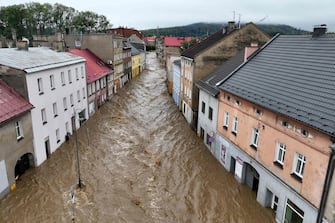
44, 137, 50, 159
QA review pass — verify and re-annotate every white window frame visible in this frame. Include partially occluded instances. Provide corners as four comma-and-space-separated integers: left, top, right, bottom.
81, 66, 84, 79
37, 77, 43, 94
41, 108, 47, 124
15, 121, 24, 140
271, 195, 279, 212
52, 102, 58, 117
65, 122, 69, 133
232, 116, 238, 134
292, 153, 306, 178
61, 72, 65, 86
50, 74, 55, 90
56, 128, 60, 143
63, 97, 67, 111
70, 94, 74, 107
75, 68, 79, 80
82, 87, 86, 99
208, 106, 213, 121
68, 70, 72, 84
251, 128, 260, 148
77, 90, 80, 102
223, 111, 229, 128
275, 142, 286, 165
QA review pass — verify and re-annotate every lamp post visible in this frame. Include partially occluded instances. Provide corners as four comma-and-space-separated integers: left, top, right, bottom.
73, 109, 82, 189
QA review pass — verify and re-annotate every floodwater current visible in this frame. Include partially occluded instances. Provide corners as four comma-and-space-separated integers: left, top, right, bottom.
0, 52, 275, 223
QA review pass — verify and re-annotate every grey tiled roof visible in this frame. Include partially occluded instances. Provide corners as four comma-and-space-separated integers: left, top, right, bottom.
219, 34, 335, 136
196, 50, 245, 97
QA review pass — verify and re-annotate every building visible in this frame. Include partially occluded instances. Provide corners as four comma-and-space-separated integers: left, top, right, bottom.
180, 22, 270, 130
69, 49, 114, 116
129, 43, 141, 79
196, 45, 258, 153
172, 59, 181, 107
0, 80, 34, 198
0, 45, 88, 166
216, 26, 335, 223
123, 41, 132, 85
108, 27, 144, 39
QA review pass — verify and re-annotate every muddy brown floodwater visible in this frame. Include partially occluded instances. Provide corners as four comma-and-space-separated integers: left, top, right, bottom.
0, 52, 275, 223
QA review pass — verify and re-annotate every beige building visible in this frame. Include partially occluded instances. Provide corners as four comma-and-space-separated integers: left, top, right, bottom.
0, 80, 34, 199
180, 22, 270, 130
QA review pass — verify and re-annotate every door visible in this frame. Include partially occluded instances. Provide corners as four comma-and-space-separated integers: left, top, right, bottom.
44, 137, 50, 159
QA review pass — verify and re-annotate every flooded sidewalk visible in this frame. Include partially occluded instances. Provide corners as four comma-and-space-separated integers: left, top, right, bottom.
0, 52, 275, 223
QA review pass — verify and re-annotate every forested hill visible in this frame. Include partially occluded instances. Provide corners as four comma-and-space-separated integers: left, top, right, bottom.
141, 22, 309, 37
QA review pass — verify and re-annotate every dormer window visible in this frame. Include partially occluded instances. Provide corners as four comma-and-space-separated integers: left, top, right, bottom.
226, 95, 231, 101
255, 108, 262, 116
301, 129, 309, 137
235, 99, 241, 106
281, 120, 289, 128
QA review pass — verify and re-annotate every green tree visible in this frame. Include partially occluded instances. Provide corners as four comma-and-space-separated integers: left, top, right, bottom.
0, 4, 27, 39
181, 39, 197, 50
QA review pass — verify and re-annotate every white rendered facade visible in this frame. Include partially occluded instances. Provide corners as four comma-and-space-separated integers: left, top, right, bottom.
26, 63, 88, 166
197, 89, 218, 154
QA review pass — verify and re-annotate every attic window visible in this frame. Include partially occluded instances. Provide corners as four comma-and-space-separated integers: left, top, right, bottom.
281, 120, 289, 128
301, 129, 309, 137
235, 99, 241, 106
255, 108, 262, 115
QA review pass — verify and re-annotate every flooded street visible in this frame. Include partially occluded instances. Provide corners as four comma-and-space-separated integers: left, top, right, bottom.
0, 52, 275, 223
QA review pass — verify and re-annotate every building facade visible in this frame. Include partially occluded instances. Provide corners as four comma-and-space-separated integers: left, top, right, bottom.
0, 46, 88, 166
172, 59, 181, 107
216, 29, 335, 223
180, 22, 270, 130
0, 80, 34, 199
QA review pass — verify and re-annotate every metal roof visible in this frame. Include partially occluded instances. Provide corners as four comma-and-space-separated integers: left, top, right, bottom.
0, 80, 33, 124
219, 34, 335, 136
0, 47, 85, 73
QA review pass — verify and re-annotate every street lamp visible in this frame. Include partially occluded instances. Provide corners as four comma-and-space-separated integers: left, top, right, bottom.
73, 108, 82, 189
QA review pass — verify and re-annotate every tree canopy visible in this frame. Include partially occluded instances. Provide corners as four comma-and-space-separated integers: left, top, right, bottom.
0, 2, 111, 39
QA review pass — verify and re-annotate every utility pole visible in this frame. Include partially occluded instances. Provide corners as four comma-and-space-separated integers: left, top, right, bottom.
74, 109, 82, 189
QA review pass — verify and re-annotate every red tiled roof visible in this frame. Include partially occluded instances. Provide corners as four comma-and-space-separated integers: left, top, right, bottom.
68, 49, 114, 84
0, 80, 33, 124
108, 27, 143, 39
164, 37, 192, 47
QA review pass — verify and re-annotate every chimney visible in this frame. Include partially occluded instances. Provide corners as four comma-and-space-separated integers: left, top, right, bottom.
244, 42, 258, 61
17, 40, 28, 51
313, 24, 327, 37
226, 21, 236, 34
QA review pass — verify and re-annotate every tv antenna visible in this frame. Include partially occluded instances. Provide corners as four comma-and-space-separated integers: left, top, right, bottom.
259, 15, 268, 22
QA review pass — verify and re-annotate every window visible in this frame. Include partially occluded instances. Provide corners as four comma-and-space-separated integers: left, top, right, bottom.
37, 78, 43, 94
75, 68, 79, 80
274, 142, 286, 167
61, 72, 65, 86
56, 128, 60, 143
208, 107, 213, 120
53, 102, 58, 117
232, 117, 238, 135
82, 88, 86, 99
70, 94, 74, 107
235, 99, 241, 106
301, 129, 309, 137
77, 90, 80, 102
201, 101, 205, 114
200, 127, 205, 140
292, 153, 306, 180
271, 195, 279, 212
63, 97, 68, 111
41, 108, 47, 124
81, 67, 84, 79
68, 70, 72, 84
88, 84, 92, 96
255, 108, 262, 115
223, 111, 229, 129
220, 144, 226, 164
65, 122, 69, 133
206, 134, 212, 146
284, 199, 304, 223
281, 120, 289, 127
15, 121, 24, 140
50, 75, 55, 90
250, 128, 259, 149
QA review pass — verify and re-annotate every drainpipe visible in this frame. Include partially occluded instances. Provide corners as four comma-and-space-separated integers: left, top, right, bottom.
317, 142, 335, 223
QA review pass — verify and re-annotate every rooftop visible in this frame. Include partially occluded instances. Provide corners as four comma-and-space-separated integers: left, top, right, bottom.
219, 34, 335, 136
68, 48, 113, 84
0, 80, 33, 124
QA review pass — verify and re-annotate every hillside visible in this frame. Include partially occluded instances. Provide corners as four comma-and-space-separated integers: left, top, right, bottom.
141, 22, 309, 37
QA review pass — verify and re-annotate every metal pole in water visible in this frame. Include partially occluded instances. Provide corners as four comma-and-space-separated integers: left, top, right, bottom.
74, 109, 82, 189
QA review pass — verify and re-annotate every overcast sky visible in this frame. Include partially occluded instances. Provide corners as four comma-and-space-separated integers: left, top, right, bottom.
2, 0, 335, 32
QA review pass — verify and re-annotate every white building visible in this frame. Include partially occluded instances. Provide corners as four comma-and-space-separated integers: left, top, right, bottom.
172, 59, 181, 107
0, 45, 88, 166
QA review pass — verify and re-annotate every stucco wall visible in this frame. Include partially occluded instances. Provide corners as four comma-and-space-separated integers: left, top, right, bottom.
217, 91, 331, 208
0, 113, 34, 187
